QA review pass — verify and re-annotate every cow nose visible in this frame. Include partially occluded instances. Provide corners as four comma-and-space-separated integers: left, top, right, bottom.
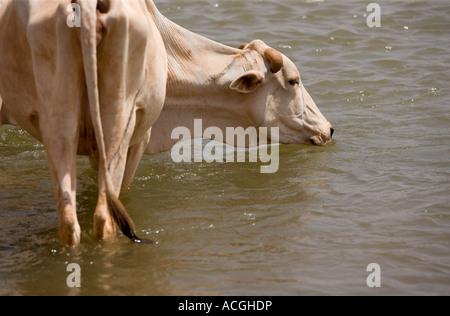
330, 127, 335, 138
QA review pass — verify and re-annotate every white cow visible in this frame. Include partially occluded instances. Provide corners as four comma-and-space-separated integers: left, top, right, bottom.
0, 0, 333, 246
0, 0, 167, 246
144, 2, 333, 155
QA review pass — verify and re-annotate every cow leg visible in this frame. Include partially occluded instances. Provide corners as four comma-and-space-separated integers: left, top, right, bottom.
27, 6, 84, 246
94, 131, 133, 240
122, 128, 152, 187
92, 0, 166, 241
37, 82, 81, 246
39, 97, 82, 245
93, 185, 115, 241
93, 1, 144, 240
43, 133, 80, 246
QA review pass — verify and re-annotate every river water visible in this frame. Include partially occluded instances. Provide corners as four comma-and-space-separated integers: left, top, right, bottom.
1, 0, 449, 295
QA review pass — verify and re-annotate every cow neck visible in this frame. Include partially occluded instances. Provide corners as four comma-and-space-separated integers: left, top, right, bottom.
148, 2, 241, 87
147, 2, 258, 153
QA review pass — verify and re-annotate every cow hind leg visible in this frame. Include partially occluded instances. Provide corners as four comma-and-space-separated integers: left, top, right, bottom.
27, 4, 84, 246
91, 0, 153, 242
93, 186, 115, 241
52, 153, 80, 246
40, 117, 81, 246
38, 99, 81, 246
94, 135, 135, 241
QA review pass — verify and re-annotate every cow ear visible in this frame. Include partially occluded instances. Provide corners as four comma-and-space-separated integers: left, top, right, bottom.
229, 71, 264, 94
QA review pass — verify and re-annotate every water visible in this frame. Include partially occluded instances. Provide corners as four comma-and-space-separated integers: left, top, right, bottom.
1, 0, 450, 295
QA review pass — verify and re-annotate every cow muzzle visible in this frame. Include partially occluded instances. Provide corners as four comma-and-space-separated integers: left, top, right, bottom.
309, 125, 334, 146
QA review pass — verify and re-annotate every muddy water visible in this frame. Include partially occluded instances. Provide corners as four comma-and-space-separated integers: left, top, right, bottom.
1, 0, 449, 295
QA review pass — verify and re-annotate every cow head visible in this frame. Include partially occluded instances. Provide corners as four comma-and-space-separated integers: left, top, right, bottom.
231, 40, 333, 146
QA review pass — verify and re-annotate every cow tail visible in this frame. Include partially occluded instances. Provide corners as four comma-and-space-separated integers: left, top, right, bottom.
77, 0, 146, 243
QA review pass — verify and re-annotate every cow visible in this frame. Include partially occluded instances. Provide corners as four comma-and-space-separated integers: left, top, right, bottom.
0, 0, 167, 246
143, 1, 334, 155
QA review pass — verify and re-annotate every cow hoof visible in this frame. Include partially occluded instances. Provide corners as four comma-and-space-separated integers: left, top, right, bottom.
58, 223, 81, 247
94, 213, 117, 241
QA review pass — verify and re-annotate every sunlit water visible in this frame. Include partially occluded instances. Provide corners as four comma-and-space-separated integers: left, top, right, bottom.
1, 0, 449, 295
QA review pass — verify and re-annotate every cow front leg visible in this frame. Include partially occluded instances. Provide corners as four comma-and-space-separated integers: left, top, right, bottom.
122, 128, 152, 187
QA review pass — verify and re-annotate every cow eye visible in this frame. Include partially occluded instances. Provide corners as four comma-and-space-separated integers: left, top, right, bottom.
288, 78, 299, 86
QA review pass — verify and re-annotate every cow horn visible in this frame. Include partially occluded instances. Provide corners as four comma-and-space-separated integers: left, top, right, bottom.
239, 43, 248, 50
264, 48, 283, 73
